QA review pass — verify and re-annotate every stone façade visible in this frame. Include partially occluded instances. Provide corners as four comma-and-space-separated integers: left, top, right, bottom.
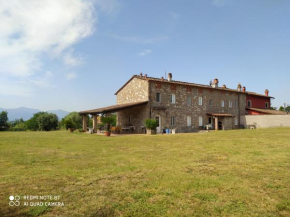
116, 75, 247, 133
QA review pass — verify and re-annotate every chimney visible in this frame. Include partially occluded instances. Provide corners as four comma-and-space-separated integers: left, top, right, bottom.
161, 76, 164, 81
168, 72, 172, 81
222, 84, 227, 88
242, 86, 246, 93
211, 78, 219, 88
265, 89, 269, 96
140, 72, 143, 77
144, 74, 147, 78
237, 83, 242, 91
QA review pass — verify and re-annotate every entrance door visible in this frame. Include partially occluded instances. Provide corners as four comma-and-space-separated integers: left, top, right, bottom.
155, 116, 161, 133
218, 121, 222, 130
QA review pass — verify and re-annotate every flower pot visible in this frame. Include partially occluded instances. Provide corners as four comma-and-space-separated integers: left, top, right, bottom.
105, 131, 111, 136
146, 129, 157, 135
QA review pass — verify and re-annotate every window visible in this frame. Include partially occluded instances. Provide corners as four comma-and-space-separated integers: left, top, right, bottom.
170, 94, 176, 104
265, 102, 268, 108
170, 116, 175, 126
229, 101, 232, 108
198, 96, 203, 105
235, 117, 238, 126
156, 93, 161, 102
187, 96, 191, 106
247, 100, 252, 107
221, 100, 225, 107
129, 115, 132, 124
209, 117, 212, 124
199, 116, 203, 126
187, 116, 191, 126
155, 116, 160, 127
209, 100, 213, 106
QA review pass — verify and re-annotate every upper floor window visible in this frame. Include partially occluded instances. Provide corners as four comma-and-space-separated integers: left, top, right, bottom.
156, 93, 161, 103
209, 100, 213, 106
187, 96, 191, 106
221, 100, 225, 107
170, 94, 176, 104
198, 97, 203, 106
229, 101, 232, 108
265, 102, 268, 108
247, 100, 252, 107
170, 116, 175, 126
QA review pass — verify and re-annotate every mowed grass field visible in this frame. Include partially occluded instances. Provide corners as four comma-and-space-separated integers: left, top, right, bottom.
0, 128, 290, 217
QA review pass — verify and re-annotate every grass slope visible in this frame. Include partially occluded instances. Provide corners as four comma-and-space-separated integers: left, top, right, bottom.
0, 128, 290, 216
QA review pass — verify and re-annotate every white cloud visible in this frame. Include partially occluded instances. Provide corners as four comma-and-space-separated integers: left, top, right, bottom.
0, 0, 96, 78
63, 50, 84, 67
139, 49, 152, 56
66, 72, 77, 80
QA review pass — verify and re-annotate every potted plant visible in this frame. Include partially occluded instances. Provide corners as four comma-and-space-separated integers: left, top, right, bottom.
145, 119, 158, 135
101, 116, 115, 136
64, 119, 75, 132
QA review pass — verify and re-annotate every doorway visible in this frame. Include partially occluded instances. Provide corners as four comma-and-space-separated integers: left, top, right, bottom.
155, 115, 161, 133
218, 121, 222, 130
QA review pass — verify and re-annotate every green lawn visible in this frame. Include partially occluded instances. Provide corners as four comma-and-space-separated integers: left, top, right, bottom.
0, 128, 290, 217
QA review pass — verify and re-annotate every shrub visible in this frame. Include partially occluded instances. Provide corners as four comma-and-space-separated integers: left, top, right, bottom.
0, 111, 8, 128
38, 113, 59, 131
145, 119, 158, 130
62, 112, 82, 129
64, 119, 75, 129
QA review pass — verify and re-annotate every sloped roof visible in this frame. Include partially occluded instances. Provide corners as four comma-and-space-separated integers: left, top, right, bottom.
246, 108, 288, 115
114, 75, 273, 98
79, 101, 148, 115
206, 113, 234, 117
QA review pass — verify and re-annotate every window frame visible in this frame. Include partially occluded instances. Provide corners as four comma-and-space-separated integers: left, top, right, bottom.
265, 102, 268, 108
156, 92, 161, 103
170, 116, 175, 126
198, 96, 203, 106
247, 100, 252, 107
187, 116, 191, 126
221, 100, 225, 108
198, 116, 203, 127
229, 101, 232, 108
170, 94, 176, 104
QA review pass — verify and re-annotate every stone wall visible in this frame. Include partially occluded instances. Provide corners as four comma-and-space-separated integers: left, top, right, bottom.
240, 115, 290, 128
116, 77, 149, 104
150, 81, 246, 133
116, 104, 149, 133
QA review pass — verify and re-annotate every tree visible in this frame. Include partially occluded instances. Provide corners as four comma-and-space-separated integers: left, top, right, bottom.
285, 106, 290, 113
38, 113, 59, 131
0, 111, 8, 128
101, 115, 116, 131
279, 106, 285, 111
62, 112, 82, 129
25, 112, 46, 131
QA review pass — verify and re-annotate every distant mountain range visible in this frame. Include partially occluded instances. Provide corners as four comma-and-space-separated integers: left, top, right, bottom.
0, 107, 70, 121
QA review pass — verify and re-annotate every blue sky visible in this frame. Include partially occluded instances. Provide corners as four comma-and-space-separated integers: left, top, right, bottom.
0, 0, 289, 111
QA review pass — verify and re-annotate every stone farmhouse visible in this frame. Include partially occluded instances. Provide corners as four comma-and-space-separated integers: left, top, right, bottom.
79, 73, 273, 133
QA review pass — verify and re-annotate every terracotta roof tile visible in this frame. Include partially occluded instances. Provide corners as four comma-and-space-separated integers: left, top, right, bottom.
246, 108, 288, 115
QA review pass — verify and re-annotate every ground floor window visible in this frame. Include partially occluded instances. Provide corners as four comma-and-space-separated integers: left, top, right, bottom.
187, 116, 191, 126
199, 116, 203, 126
265, 102, 268, 108
209, 117, 212, 124
170, 116, 175, 126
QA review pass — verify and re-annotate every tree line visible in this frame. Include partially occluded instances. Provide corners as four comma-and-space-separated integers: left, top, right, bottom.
0, 111, 83, 131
